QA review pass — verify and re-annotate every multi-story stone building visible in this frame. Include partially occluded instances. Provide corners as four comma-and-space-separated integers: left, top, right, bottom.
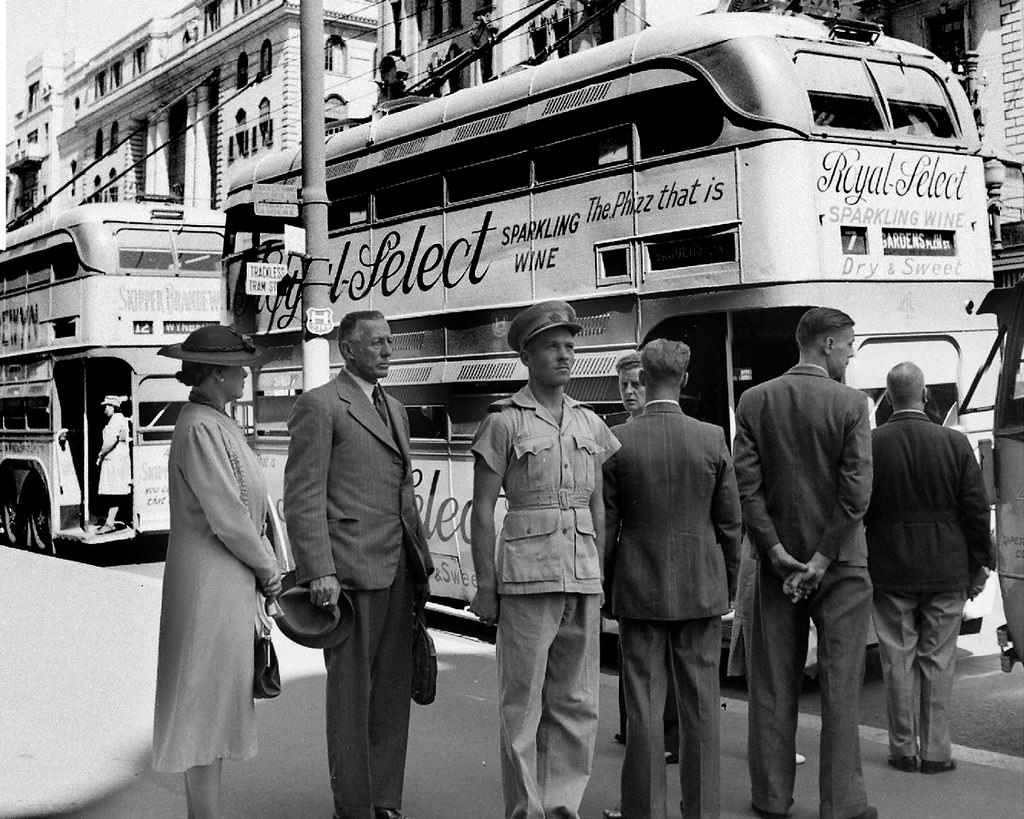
6, 0, 377, 226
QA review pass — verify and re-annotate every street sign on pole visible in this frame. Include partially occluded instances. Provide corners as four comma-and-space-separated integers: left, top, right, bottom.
284, 224, 307, 257
253, 183, 300, 218
245, 262, 288, 295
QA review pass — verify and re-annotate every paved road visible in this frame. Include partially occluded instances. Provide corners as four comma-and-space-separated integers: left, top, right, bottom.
3, 548, 1021, 819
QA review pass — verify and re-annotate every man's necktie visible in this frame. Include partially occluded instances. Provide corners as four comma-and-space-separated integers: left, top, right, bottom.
372, 384, 389, 428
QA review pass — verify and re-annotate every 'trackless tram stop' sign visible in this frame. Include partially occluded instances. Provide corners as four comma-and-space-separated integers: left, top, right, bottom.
253, 183, 300, 218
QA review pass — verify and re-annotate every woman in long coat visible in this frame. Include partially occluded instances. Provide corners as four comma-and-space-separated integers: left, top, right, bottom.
152, 325, 282, 819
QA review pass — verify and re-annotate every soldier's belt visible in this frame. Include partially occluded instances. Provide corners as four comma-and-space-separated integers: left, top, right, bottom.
507, 488, 592, 510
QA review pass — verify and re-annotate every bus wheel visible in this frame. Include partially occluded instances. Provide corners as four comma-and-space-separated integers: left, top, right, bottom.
26, 503, 54, 555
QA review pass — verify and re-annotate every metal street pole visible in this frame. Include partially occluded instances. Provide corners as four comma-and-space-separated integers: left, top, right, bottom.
300, 0, 332, 390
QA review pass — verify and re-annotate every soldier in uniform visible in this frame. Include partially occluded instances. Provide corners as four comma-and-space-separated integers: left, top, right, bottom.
469, 300, 620, 819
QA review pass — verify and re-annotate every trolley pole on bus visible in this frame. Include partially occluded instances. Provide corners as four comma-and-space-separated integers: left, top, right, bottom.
299, 0, 332, 390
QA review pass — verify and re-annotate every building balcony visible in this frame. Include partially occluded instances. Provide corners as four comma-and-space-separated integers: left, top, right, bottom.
8, 143, 46, 172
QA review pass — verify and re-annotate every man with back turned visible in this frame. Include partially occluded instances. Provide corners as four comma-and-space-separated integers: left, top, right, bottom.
733, 307, 876, 819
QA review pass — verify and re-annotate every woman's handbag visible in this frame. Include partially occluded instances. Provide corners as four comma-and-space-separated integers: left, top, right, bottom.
411, 611, 437, 705
253, 631, 281, 699
254, 594, 281, 699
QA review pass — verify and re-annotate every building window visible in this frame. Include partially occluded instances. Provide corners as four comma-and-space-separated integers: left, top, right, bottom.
110, 121, 119, 152
133, 45, 148, 76
70, 160, 78, 196
204, 2, 221, 33
108, 168, 119, 202
93, 175, 102, 203
95, 129, 104, 159
95, 69, 107, 98
74, 96, 80, 112
260, 39, 273, 77
27, 81, 40, 113
391, 2, 402, 51
237, 51, 249, 87
449, 0, 462, 30
325, 93, 347, 127
325, 35, 347, 72
235, 0, 253, 15
111, 60, 123, 88
929, 8, 966, 73
27, 130, 39, 144
235, 108, 249, 157
259, 97, 273, 146
432, 0, 443, 35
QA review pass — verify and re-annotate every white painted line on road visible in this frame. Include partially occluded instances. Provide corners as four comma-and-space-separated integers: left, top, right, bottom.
720, 697, 1024, 774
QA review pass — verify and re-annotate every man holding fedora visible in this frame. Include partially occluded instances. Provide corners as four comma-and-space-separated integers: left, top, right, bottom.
284, 310, 433, 819
470, 300, 619, 819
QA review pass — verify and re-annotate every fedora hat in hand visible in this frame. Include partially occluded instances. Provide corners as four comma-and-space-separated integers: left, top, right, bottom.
158, 325, 267, 366
275, 582, 354, 649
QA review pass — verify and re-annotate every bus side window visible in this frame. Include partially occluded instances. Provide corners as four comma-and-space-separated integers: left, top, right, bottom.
447, 154, 530, 204
25, 396, 51, 430
327, 192, 369, 231
26, 255, 52, 288
375, 175, 442, 221
1, 260, 27, 294
2, 398, 27, 430
52, 242, 80, 280
636, 83, 725, 159
534, 124, 631, 184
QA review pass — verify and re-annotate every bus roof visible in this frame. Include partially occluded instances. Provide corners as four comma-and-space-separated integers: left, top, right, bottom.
3, 202, 225, 252
226, 12, 950, 200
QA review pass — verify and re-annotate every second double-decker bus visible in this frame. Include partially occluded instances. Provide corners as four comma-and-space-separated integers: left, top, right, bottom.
223, 12, 1000, 607
0, 202, 225, 553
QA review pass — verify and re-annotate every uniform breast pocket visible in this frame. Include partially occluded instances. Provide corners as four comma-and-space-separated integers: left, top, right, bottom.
570, 432, 598, 490
513, 434, 558, 489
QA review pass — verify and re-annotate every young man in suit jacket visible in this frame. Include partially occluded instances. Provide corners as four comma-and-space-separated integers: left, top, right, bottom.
284, 310, 433, 819
866, 361, 992, 775
733, 307, 876, 819
603, 340, 742, 819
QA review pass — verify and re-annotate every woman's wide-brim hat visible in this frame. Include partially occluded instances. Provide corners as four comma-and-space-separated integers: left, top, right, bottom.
275, 585, 355, 649
158, 325, 267, 366
99, 395, 126, 408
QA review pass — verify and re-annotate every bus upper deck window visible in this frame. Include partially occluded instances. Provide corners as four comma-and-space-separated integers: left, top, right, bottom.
794, 53, 885, 132
637, 83, 725, 159
52, 242, 80, 280
870, 62, 957, 139
173, 230, 225, 273
117, 228, 176, 273
375, 176, 441, 221
534, 125, 631, 184
447, 154, 530, 204
25, 396, 51, 430
328, 193, 369, 230
26, 257, 51, 288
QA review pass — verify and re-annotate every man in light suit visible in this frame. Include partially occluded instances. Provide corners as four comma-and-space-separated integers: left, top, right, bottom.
284, 310, 433, 819
866, 362, 992, 775
733, 307, 876, 819
603, 340, 741, 819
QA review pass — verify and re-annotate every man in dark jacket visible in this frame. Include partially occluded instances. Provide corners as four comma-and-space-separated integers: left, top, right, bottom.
604, 339, 742, 819
866, 361, 992, 776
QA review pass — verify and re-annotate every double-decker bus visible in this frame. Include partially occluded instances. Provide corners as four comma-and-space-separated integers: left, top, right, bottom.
0, 202, 225, 552
223, 12, 999, 606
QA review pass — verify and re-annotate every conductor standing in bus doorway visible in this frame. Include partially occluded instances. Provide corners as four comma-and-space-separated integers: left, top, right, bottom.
284, 310, 433, 819
95, 395, 131, 533
733, 307, 876, 819
469, 300, 619, 819
603, 340, 741, 819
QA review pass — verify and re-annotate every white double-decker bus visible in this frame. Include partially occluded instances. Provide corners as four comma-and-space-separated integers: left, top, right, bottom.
223, 12, 999, 605
0, 202, 225, 552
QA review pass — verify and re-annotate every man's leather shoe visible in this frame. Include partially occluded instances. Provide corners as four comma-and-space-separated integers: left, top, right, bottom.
887, 754, 918, 772
603, 810, 623, 819
664, 751, 679, 764
374, 809, 414, 819
921, 759, 957, 774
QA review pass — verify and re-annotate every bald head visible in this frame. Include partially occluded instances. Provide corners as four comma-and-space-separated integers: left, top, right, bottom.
886, 361, 926, 410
